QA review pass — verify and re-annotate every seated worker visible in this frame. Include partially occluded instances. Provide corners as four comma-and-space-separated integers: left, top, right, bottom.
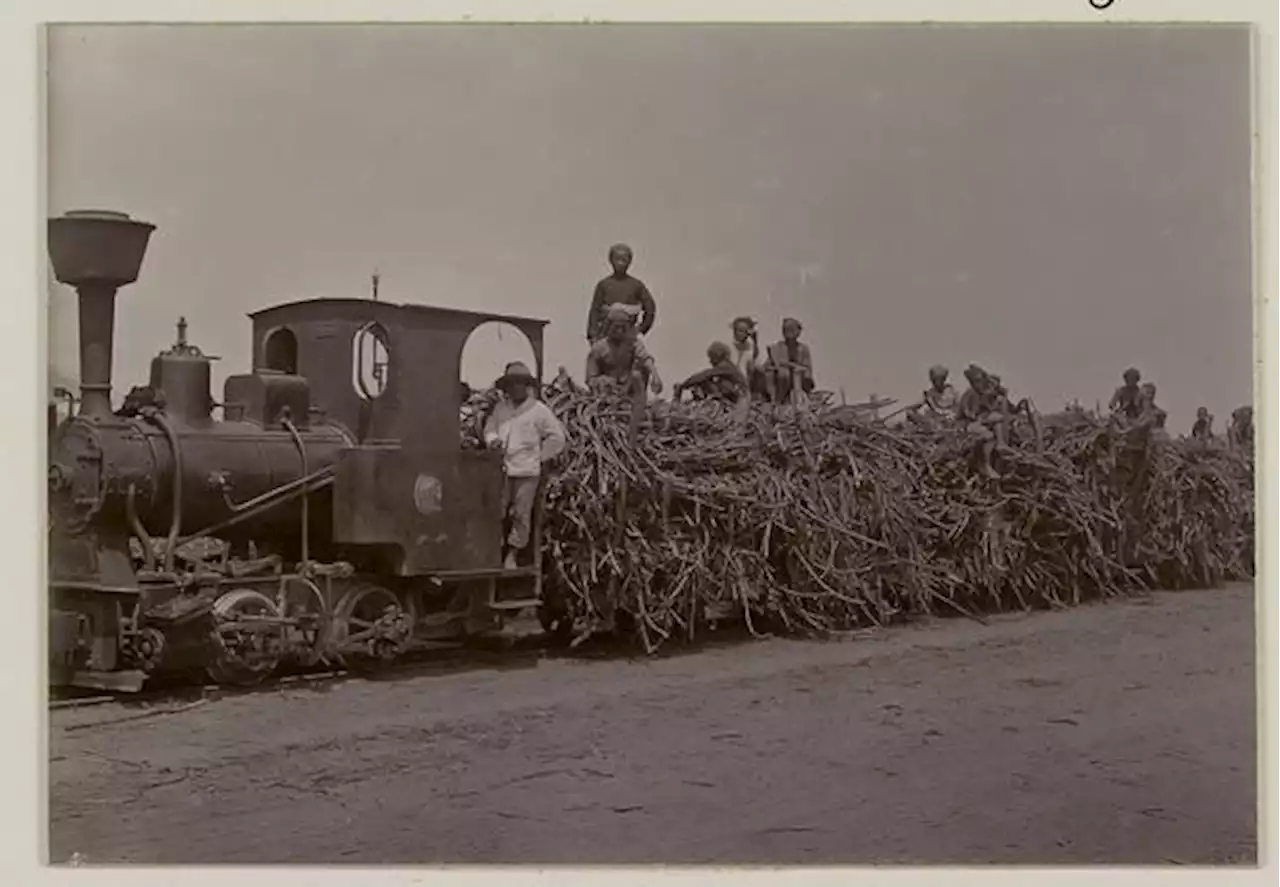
585, 243, 658, 343
1109, 367, 1144, 421
1228, 405, 1254, 452
958, 363, 1008, 480
585, 305, 664, 397
764, 317, 815, 405
921, 364, 958, 417
482, 362, 567, 570
1191, 407, 1215, 441
673, 341, 749, 404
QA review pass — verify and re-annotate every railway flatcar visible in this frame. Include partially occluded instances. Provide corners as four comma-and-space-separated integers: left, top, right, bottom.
46, 209, 569, 692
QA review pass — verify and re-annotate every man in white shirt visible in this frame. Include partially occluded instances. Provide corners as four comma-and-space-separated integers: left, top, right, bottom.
483, 362, 568, 570
729, 316, 763, 400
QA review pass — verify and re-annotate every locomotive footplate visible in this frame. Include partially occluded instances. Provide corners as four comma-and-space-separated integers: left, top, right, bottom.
62, 668, 148, 693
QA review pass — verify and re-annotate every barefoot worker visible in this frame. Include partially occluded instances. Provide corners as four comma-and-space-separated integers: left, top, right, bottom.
483, 361, 567, 570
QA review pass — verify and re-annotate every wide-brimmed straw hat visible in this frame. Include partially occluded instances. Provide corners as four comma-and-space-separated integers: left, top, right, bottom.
496, 361, 537, 390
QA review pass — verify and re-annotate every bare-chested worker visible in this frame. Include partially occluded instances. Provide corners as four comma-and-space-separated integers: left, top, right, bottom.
673, 341, 749, 404
1109, 368, 1144, 421
585, 243, 658, 343
1137, 382, 1167, 431
585, 305, 663, 396
921, 364, 958, 417
958, 364, 1007, 480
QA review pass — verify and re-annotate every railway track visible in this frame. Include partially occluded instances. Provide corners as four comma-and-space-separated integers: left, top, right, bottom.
50, 631, 560, 712
49, 618, 763, 720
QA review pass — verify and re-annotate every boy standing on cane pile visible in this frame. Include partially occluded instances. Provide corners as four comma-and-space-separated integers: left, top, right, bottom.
483, 362, 567, 570
764, 317, 815, 405
585, 305, 664, 397
585, 243, 658, 343
1192, 407, 1215, 441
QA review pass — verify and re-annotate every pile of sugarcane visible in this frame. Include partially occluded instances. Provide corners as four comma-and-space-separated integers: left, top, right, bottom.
535, 387, 1255, 651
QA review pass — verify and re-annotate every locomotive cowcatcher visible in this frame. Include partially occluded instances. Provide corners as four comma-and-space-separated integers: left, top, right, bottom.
47, 210, 568, 692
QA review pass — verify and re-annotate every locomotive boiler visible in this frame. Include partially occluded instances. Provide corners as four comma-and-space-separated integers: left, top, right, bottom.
47, 210, 563, 692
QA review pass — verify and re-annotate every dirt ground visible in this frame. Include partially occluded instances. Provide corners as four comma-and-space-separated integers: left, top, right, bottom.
47, 584, 1257, 866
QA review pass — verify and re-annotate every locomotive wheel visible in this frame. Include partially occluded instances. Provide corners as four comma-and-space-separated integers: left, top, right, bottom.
275, 576, 330, 668
205, 589, 286, 687
331, 584, 413, 675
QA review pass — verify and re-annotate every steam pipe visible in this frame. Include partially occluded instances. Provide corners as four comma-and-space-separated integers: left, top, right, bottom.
125, 484, 157, 571
147, 412, 183, 572
282, 416, 310, 568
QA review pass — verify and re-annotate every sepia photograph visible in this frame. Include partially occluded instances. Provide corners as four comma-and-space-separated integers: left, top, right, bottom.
40, 13, 1263, 872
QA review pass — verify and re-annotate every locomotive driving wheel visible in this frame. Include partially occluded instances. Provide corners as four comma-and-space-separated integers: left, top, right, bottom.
331, 583, 413, 675
205, 589, 286, 687
275, 576, 330, 668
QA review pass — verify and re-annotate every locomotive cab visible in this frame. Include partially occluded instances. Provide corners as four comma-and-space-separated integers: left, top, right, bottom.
246, 298, 548, 579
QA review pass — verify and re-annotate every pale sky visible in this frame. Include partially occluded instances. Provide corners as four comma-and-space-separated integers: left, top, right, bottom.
47, 24, 1253, 429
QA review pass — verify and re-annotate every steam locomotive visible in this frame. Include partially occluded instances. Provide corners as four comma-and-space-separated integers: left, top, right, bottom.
47, 210, 565, 692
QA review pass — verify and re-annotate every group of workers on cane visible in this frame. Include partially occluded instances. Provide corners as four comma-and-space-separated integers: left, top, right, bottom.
907, 360, 1254, 479
577, 242, 819, 408
476, 243, 1256, 565
1105, 366, 1253, 448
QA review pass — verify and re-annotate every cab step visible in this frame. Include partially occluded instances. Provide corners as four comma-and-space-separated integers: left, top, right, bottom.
488, 598, 540, 612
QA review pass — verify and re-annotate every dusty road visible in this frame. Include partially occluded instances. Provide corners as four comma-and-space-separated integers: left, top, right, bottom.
48, 585, 1257, 866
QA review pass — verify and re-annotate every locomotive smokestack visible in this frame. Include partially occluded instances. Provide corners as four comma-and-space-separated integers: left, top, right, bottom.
47, 210, 156, 420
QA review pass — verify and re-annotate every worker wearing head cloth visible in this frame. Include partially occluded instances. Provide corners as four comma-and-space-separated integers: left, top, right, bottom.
585, 243, 658, 342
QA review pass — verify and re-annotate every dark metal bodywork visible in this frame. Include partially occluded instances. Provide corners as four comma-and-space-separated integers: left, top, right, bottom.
248, 298, 548, 576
